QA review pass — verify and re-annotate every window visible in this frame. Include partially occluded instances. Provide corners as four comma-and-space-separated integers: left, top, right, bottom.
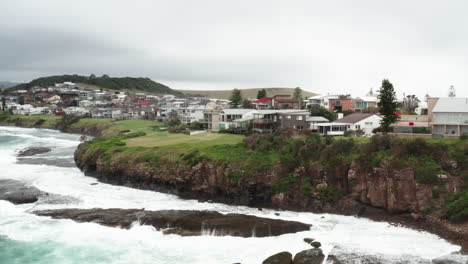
356, 125, 360, 130
296, 115, 303, 120
286, 115, 291, 120
365, 122, 373, 126
334, 100, 341, 106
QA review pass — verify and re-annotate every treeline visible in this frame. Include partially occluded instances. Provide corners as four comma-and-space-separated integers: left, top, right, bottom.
7, 74, 181, 95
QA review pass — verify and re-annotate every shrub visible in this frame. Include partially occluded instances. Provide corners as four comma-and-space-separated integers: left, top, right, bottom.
414, 160, 440, 184
121, 131, 146, 139
316, 186, 344, 203
444, 189, 468, 221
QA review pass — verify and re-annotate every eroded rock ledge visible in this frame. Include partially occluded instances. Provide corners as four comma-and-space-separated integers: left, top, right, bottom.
33, 208, 311, 237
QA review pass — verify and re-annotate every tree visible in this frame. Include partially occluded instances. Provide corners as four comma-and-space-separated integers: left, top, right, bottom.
377, 79, 399, 133
230, 89, 242, 108
256, 89, 267, 99
89, 74, 96, 80
401, 94, 420, 114
1, 97, 5, 111
293, 87, 302, 100
242, 99, 254, 109
448, 85, 456, 98
310, 105, 337, 121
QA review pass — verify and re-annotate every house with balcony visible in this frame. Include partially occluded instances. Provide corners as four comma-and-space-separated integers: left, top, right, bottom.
428, 97, 468, 137
252, 97, 272, 109
252, 109, 310, 133
328, 95, 354, 113
353, 96, 377, 112
271, 95, 300, 109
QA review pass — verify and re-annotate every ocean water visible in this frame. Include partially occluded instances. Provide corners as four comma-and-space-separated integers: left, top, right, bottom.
0, 126, 462, 264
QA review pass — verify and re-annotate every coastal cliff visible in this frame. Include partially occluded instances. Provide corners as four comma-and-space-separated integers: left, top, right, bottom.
74, 146, 464, 216
74, 132, 468, 250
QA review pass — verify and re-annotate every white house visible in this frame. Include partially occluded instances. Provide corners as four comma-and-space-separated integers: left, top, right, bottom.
317, 113, 381, 136
430, 97, 468, 136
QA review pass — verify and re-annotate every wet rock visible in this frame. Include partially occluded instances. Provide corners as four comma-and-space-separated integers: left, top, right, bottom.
0, 179, 43, 204
0, 179, 79, 205
326, 246, 431, 264
90, 183, 98, 185
293, 248, 324, 264
432, 254, 468, 264
310, 241, 321, 248
303, 238, 315, 244
17, 147, 51, 157
33, 208, 311, 237
262, 251, 293, 264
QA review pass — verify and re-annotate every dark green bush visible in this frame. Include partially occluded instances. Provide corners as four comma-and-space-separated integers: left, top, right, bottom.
316, 186, 345, 203
444, 189, 468, 221
414, 160, 440, 184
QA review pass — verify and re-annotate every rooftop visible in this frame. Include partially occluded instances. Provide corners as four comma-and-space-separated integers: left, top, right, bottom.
432, 98, 468, 113
333, 113, 377, 124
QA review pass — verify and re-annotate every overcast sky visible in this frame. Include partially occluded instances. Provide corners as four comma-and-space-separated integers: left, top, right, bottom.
1, 0, 467, 98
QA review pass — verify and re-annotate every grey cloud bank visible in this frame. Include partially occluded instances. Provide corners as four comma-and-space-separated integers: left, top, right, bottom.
1, 0, 467, 97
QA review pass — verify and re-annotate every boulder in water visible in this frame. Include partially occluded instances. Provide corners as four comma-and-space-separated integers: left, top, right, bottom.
262, 251, 293, 264
17, 147, 51, 157
303, 238, 315, 244
310, 241, 321, 248
0, 179, 79, 205
33, 208, 311, 238
0, 179, 43, 204
293, 248, 324, 264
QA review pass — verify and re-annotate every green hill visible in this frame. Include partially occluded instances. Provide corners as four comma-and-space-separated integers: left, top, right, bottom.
7, 75, 181, 95
178, 88, 317, 99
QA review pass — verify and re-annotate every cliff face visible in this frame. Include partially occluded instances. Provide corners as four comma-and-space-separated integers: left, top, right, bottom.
74, 142, 464, 216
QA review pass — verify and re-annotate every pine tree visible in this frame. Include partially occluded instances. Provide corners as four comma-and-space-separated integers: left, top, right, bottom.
230, 89, 243, 108
256, 89, 267, 99
293, 87, 302, 100
377, 79, 399, 133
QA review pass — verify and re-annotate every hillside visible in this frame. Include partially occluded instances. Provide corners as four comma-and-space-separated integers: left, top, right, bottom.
0, 81, 21, 88
7, 75, 182, 95
178, 88, 317, 99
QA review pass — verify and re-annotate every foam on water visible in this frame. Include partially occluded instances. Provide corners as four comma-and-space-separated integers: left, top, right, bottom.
0, 126, 462, 264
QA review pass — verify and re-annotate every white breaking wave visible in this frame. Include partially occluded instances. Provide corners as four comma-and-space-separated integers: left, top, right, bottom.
0, 126, 462, 264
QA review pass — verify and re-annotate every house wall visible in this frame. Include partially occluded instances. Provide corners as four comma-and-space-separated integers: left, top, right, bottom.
328, 99, 354, 112
280, 114, 308, 130
354, 115, 382, 136
427, 97, 439, 122
433, 112, 468, 124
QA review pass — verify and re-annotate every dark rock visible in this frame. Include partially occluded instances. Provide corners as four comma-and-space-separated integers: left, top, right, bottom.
262, 251, 293, 264
310, 241, 321, 248
432, 254, 468, 264
17, 147, 51, 157
303, 238, 315, 244
33, 208, 311, 237
0, 179, 43, 204
275, 213, 280, 216
90, 183, 98, 185
0, 179, 79, 205
293, 248, 324, 264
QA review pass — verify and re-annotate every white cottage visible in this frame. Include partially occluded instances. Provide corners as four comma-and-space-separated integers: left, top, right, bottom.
317, 113, 381, 136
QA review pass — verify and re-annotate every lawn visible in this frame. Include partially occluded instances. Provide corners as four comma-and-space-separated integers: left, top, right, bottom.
126, 131, 243, 147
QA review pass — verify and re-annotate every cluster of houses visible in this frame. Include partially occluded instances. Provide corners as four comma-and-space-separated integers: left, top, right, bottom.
1, 82, 467, 138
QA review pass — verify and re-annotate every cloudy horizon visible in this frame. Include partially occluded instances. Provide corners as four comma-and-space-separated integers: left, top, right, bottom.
1, 0, 468, 98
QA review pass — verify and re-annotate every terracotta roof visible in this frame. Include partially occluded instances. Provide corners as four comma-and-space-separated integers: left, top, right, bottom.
333, 113, 376, 124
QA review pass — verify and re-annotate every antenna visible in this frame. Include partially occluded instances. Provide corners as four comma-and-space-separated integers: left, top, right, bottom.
448, 85, 456, 98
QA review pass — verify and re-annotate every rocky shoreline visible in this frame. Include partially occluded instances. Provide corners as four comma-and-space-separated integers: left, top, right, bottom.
33, 208, 311, 238
75, 147, 468, 253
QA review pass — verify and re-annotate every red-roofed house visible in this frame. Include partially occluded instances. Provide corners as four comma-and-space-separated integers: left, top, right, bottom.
252, 97, 272, 109
137, 101, 151, 106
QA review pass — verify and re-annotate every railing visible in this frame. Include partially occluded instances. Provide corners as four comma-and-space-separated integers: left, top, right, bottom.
253, 119, 274, 123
